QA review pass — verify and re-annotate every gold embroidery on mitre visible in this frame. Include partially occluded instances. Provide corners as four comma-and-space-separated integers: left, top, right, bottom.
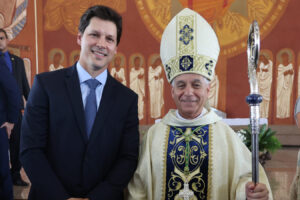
163, 13, 217, 82
165, 55, 216, 82
177, 14, 195, 56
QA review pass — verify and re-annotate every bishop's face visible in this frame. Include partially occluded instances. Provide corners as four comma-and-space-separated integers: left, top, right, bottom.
171, 73, 210, 119
77, 17, 118, 76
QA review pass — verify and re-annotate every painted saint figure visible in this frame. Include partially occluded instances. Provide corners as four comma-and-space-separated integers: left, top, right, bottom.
276, 52, 294, 118
130, 56, 145, 120
49, 51, 64, 71
148, 57, 164, 118
208, 74, 219, 108
111, 54, 126, 85
257, 54, 273, 118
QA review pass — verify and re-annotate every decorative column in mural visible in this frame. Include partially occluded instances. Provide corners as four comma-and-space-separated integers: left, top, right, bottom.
276, 49, 294, 119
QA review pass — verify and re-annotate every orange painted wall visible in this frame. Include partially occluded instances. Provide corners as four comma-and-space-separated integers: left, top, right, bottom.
5, 0, 300, 125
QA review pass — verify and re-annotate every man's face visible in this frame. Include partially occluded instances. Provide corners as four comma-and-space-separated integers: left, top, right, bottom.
0, 32, 8, 52
171, 73, 210, 119
77, 17, 118, 74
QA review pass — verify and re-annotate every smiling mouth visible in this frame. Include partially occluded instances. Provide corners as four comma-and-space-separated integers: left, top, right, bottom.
91, 46, 108, 57
181, 100, 197, 103
91, 49, 107, 57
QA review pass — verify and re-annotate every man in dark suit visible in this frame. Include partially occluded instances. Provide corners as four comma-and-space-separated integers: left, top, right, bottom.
0, 28, 30, 186
0, 54, 21, 200
21, 5, 139, 200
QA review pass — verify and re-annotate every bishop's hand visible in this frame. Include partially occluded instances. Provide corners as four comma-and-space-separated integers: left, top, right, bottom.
245, 182, 269, 200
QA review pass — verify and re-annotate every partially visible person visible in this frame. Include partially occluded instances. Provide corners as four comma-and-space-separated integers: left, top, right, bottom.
21, 5, 139, 200
295, 97, 300, 128
127, 8, 272, 200
290, 98, 300, 200
0, 28, 30, 186
0, 54, 21, 200
290, 150, 300, 200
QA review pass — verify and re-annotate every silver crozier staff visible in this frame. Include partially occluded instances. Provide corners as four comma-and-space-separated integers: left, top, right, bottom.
246, 20, 262, 184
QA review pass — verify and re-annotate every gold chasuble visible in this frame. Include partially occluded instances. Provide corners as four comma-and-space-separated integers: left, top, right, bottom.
127, 108, 273, 200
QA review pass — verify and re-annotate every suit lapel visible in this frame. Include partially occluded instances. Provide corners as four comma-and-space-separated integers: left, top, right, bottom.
65, 66, 88, 143
9, 53, 17, 77
89, 74, 116, 141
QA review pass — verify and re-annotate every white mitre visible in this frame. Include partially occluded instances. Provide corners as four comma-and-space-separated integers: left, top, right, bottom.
160, 8, 220, 82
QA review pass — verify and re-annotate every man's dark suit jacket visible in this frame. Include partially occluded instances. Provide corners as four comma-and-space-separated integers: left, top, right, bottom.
0, 64, 21, 199
9, 53, 30, 109
0, 63, 20, 125
20, 65, 140, 200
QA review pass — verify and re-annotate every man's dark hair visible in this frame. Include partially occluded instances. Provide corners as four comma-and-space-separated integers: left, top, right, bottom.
78, 5, 122, 45
0, 28, 8, 39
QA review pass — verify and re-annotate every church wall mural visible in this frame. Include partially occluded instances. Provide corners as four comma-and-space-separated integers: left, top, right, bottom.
1, 0, 300, 125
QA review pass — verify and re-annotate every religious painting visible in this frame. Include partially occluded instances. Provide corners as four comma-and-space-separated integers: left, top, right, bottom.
110, 52, 127, 86
275, 48, 295, 119
208, 74, 219, 109
148, 53, 164, 119
48, 48, 66, 71
69, 50, 80, 66
23, 58, 31, 87
257, 49, 273, 119
135, 0, 289, 57
129, 53, 146, 120
0, 0, 28, 39
44, 0, 127, 35
7, 46, 21, 57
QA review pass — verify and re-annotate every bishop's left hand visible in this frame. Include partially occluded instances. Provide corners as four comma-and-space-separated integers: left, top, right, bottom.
245, 182, 269, 200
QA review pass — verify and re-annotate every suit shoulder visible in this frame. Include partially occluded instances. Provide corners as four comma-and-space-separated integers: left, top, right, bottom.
111, 76, 137, 98
9, 53, 23, 62
35, 67, 71, 81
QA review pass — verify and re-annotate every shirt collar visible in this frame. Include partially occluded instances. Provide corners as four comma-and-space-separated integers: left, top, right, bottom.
3, 51, 10, 59
76, 62, 108, 86
175, 107, 208, 121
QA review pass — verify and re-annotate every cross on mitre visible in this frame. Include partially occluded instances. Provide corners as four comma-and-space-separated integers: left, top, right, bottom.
179, 182, 194, 200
